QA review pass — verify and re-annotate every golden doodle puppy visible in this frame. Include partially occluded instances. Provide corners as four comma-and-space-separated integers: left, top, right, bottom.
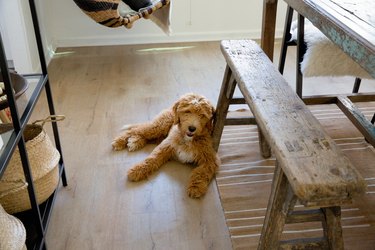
112, 93, 220, 198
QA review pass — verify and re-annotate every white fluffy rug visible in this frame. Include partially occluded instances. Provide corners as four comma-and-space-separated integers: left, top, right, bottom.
290, 20, 371, 79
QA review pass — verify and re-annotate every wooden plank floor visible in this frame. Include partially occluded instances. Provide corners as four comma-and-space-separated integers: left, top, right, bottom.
30, 41, 375, 249
41, 42, 231, 250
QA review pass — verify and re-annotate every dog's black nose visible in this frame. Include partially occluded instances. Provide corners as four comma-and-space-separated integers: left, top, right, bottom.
188, 126, 196, 132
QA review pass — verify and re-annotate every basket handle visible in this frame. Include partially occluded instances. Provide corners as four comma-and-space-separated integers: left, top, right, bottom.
32, 115, 65, 127
0, 179, 28, 198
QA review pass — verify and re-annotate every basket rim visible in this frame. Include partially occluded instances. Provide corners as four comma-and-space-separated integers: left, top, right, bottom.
0, 126, 60, 182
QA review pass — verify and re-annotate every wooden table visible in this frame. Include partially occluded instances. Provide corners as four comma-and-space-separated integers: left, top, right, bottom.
261, 0, 375, 146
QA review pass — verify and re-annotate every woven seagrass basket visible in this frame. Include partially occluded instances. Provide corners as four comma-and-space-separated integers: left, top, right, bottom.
0, 116, 64, 214
0, 203, 27, 250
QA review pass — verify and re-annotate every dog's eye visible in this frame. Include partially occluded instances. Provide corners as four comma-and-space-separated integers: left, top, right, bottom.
184, 110, 191, 114
200, 114, 207, 118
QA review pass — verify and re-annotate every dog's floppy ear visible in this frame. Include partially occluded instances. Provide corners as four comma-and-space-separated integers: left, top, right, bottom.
172, 100, 180, 125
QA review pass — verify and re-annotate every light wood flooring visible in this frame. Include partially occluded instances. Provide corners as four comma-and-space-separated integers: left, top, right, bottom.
31, 40, 375, 249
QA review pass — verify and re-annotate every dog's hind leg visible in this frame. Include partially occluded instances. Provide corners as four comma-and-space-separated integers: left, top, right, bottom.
127, 141, 173, 181
112, 109, 174, 151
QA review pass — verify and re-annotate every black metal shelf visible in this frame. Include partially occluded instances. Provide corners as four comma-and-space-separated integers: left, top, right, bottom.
14, 163, 65, 250
0, 0, 67, 249
0, 74, 46, 177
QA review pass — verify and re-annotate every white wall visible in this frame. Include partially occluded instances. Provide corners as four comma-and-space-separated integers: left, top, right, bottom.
0, 3, 12, 61
43, 0, 288, 50
34, 0, 55, 63
0, 0, 39, 73
2, 0, 288, 68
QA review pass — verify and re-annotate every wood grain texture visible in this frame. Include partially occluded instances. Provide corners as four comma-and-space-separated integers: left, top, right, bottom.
213, 65, 236, 151
28, 41, 375, 249
322, 206, 344, 249
261, 0, 278, 60
337, 96, 375, 146
220, 39, 366, 205
279, 237, 328, 249
258, 163, 297, 249
38, 42, 232, 250
284, 0, 375, 78
217, 39, 370, 249
217, 104, 375, 249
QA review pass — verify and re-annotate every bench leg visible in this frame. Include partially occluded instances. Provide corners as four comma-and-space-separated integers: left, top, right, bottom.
213, 64, 272, 157
258, 129, 272, 158
258, 161, 297, 249
322, 206, 344, 249
258, 163, 345, 249
213, 65, 237, 151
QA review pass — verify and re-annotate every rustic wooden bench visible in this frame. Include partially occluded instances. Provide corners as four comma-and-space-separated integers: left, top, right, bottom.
213, 40, 367, 249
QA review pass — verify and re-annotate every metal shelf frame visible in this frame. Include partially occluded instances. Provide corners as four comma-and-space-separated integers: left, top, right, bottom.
0, 0, 67, 249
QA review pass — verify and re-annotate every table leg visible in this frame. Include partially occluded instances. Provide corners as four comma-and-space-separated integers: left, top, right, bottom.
261, 0, 278, 61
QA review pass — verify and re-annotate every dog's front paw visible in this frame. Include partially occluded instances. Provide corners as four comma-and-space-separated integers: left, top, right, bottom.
187, 182, 208, 199
127, 163, 150, 181
112, 137, 127, 151
127, 135, 146, 152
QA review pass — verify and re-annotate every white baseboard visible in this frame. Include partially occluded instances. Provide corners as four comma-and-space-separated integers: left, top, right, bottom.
53, 29, 285, 48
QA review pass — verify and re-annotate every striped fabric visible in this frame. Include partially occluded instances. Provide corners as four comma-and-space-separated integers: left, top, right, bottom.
73, 0, 170, 28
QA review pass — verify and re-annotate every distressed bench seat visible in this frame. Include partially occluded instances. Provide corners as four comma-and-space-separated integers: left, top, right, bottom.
213, 40, 367, 249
